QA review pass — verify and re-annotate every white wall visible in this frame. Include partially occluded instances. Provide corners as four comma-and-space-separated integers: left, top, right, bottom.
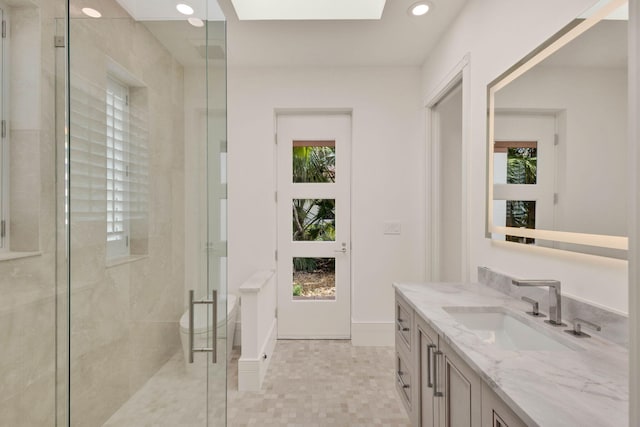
228, 67, 425, 339
421, 0, 628, 313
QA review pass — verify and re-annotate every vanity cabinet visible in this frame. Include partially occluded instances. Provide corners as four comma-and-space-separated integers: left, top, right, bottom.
396, 291, 526, 427
416, 315, 481, 427
418, 318, 438, 427
395, 294, 419, 425
481, 383, 527, 427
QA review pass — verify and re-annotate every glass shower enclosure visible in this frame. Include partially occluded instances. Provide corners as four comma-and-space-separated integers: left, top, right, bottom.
58, 0, 228, 425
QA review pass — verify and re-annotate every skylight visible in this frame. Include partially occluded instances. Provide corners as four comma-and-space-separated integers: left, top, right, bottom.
230, 0, 387, 21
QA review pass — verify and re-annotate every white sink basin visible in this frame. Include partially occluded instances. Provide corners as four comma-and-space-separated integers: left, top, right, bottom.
443, 307, 573, 351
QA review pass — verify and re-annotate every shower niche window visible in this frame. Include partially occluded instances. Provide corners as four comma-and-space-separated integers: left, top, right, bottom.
0, 4, 42, 254
0, 6, 6, 251
106, 77, 130, 259
104, 70, 149, 261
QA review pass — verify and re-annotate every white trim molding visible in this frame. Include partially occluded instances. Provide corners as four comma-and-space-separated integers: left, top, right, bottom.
238, 318, 277, 391
424, 53, 472, 282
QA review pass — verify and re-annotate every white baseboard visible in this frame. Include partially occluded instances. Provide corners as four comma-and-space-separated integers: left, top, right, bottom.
238, 318, 278, 391
351, 322, 394, 346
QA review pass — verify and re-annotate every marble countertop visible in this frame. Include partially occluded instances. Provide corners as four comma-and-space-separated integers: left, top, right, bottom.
393, 282, 628, 427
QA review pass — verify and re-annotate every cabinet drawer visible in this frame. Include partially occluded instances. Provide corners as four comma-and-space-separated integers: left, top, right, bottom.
395, 350, 414, 414
395, 294, 413, 353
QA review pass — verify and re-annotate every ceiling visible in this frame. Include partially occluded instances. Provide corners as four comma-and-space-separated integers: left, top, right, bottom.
542, 20, 627, 69
222, 0, 468, 67
139, 0, 468, 68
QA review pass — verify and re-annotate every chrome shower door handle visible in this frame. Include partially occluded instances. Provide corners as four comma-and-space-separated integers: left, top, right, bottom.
188, 289, 217, 364
189, 290, 194, 363
212, 290, 217, 364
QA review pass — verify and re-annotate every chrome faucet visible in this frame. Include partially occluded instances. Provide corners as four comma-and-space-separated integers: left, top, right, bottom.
511, 279, 566, 326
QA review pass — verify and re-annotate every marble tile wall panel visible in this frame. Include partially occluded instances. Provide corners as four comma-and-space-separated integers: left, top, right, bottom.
478, 266, 629, 347
66, 0, 186, 424
1, 0, 186, 424
9, 130, 40, 251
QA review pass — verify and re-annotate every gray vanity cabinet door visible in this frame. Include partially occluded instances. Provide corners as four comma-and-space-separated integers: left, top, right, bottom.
480, 383, 527, 427
438, 339, 482, 427
396, 294, 414, 355
417, 317, 439, 427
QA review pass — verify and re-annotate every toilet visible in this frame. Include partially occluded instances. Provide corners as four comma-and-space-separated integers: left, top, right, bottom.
179, 293, 238, 376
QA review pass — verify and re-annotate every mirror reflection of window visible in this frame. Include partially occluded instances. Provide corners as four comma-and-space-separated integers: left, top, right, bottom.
505, 200, 536, 244
493, 199, 536, 244
493, 141, 537, 185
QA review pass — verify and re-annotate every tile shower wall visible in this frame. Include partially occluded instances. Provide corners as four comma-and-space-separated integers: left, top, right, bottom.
67, 1, 185, 426
0, 0, 62, 425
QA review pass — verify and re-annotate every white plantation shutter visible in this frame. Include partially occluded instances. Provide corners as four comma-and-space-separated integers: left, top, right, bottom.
106, 78, 129, 256
70, 74, 148, 260
69, 77, 108, 223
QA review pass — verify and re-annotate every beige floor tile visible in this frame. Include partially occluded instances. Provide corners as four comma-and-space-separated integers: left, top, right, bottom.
104, 340, 411, 426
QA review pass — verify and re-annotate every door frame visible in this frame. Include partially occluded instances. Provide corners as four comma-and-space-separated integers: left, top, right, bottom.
273, 109, 353, 339
424, 54, 471, 282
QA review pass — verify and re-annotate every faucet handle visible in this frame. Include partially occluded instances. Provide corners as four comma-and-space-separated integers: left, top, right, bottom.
564, 317, 602, 338
521, 296, 546, 317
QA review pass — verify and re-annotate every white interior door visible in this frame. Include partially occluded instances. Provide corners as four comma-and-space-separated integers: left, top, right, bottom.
276, 113, 351, 339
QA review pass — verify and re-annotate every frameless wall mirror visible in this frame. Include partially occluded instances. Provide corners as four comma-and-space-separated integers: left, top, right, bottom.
486, 0, 628, 259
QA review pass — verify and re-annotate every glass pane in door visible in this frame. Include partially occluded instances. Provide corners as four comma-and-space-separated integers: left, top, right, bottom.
292, 257, 336, 300
292, 140, 336, 183
206, 17, 228, 425
292, 199, 336, 241
65, 1, 227, 426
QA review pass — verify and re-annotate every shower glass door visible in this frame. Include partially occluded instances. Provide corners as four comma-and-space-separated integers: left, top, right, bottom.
63, 1, 227, 425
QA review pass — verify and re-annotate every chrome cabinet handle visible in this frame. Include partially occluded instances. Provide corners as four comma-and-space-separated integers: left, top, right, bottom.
396, 319, 409, 332
426, 343, 436, 388
433, 350, 443, 397
188, 289, 218, 364
396, 371, 410, 389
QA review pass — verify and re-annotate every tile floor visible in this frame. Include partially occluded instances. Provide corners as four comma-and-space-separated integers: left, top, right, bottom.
104, 340, 411, 426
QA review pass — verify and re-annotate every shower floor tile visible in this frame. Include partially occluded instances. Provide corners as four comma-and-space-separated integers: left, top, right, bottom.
104, 340, 411, 426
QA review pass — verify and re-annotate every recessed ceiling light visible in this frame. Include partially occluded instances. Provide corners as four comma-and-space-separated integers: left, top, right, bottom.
409, 2, 430, 16
81, 7, 102, 18
176, 3, 194, 16
188, 17, 204, 27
